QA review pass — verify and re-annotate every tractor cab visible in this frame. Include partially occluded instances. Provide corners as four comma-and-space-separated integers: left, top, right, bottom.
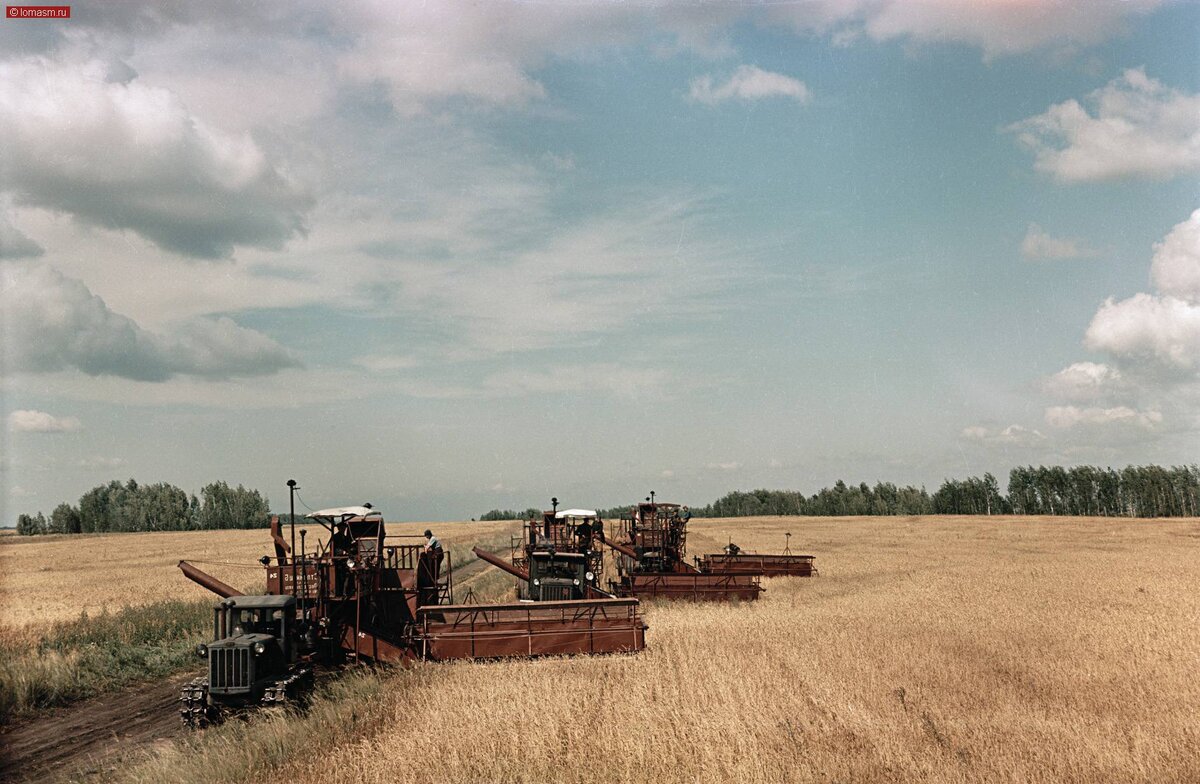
528, 550, 595, 600
519, 507, 604, 599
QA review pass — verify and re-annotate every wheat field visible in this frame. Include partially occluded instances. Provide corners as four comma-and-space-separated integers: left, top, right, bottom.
106, 514, 1200, 784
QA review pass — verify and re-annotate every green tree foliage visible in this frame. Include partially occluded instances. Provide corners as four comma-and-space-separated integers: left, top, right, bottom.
18, 479, 272, 535
480, 508, 542, 521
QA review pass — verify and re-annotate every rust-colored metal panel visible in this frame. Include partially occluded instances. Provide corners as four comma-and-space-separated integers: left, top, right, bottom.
699, 553, 818, 577
417, 598, 646, 660
338, 625, 417, 664
616, 572, 762, 601
178, 561, 244, 598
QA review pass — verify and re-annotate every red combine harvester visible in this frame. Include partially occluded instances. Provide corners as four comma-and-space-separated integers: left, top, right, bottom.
178, 493, 645, 727
604, 494, 762, 601
696, 532, 819, 578
473, 498, 611, 601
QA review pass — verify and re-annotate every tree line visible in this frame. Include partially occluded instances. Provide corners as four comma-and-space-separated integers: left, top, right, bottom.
479, 508, 543, 521
478, 463, 1200, 521
700, 464, 1199, 519
15, 479, 271, 535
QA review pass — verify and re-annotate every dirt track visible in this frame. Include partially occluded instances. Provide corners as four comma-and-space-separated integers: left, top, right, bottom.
0, 671, 194, 782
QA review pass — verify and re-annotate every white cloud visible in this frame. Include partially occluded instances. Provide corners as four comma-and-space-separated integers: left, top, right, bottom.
660, 469, 675, 479
768, 0, 1165, 59
353, 355, 422, 373
689, 65, 810, 106
1151, 208, 1200, 303
1045, 405, 1163, 430
7, 409, 81, 433
1008, 69, 1200, 183
1, 262, 301, 381
481, 364, 674, 401
1085, 294, 1200, 373
0, 56, 311, 258
0, 209, 42, 259
78, 456, 128, 469
1021, 223, 1096, 260
1043, 362, 1123, 401
961, 424, 1045, 447
706, 461, 741, 471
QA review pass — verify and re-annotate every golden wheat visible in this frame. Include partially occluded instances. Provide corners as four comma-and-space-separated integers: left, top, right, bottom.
269, 516, 1200, 784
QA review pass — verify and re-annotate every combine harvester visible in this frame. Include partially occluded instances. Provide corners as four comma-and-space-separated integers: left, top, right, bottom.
604, 494, 763, 601
178, 494, 645, 727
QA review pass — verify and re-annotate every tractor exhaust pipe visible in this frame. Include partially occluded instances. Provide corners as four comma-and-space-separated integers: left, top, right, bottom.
178, 560, 244, 598
471, 546, 530, 582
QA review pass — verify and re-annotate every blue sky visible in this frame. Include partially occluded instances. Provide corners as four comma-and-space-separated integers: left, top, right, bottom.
2, 1, 1198, 520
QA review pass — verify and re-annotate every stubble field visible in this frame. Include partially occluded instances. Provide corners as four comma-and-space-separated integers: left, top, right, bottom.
5, 515, 1199, 783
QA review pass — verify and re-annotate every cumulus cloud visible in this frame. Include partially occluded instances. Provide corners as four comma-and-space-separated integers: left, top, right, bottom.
1085, 294, 1200, 373
0, 56, 311, 258
689, 65, 810, 106
1043, 362, 1123, 401
961, 424, 1045, 447
1, 262, 301, 381
0, 211, 42, 259
1042, 209, 1200, 446
1045, 405, 1163, 430
7, 409, 82, 433
1151, 208, 1200, 303
1080, 209, 1200, 376
1021, 223, 1096, 261
1008, 69, 1200, 183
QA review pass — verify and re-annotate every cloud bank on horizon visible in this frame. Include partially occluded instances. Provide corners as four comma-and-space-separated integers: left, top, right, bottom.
1, 0, 1197, 519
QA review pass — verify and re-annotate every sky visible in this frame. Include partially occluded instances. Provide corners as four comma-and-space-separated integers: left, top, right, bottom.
1, 1, 1198, 522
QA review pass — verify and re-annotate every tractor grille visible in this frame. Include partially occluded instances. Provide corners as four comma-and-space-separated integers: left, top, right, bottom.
210, 647, 252, 690
539, 583, 575, 601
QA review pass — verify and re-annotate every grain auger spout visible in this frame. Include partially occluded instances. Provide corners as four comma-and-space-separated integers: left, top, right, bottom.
178, 560, 244, 598
471, 546, 530, 581
602, 538, 639, 560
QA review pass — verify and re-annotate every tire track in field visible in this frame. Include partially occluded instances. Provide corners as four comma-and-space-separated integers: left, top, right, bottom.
0, 670, 193, 782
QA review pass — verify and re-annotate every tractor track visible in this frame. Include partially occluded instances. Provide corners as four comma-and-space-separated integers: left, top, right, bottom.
0, 670, 194, 783
0, 555, 502, 783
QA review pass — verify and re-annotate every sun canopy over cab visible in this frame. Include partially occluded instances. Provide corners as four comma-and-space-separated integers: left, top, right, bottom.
555, 508, 598, 519
306, 506, 381, 520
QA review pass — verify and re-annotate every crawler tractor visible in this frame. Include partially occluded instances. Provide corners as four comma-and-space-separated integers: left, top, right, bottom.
180, 594, 313, 728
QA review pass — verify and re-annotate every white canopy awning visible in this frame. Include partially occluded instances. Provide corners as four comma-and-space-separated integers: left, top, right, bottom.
306, 506, 380, 519
555, 508, 598, 519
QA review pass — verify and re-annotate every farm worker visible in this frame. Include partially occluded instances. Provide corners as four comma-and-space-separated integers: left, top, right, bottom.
424, 529, 444, 578
680, 506, 691, 523
574, 518, 593, 549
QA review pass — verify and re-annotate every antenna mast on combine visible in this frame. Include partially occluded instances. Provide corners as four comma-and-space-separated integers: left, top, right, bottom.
287, 479, 298, 598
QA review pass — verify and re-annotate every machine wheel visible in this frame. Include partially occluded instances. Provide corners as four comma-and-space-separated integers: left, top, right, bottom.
179, 677, 220, 729
260, 668, 313, 708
